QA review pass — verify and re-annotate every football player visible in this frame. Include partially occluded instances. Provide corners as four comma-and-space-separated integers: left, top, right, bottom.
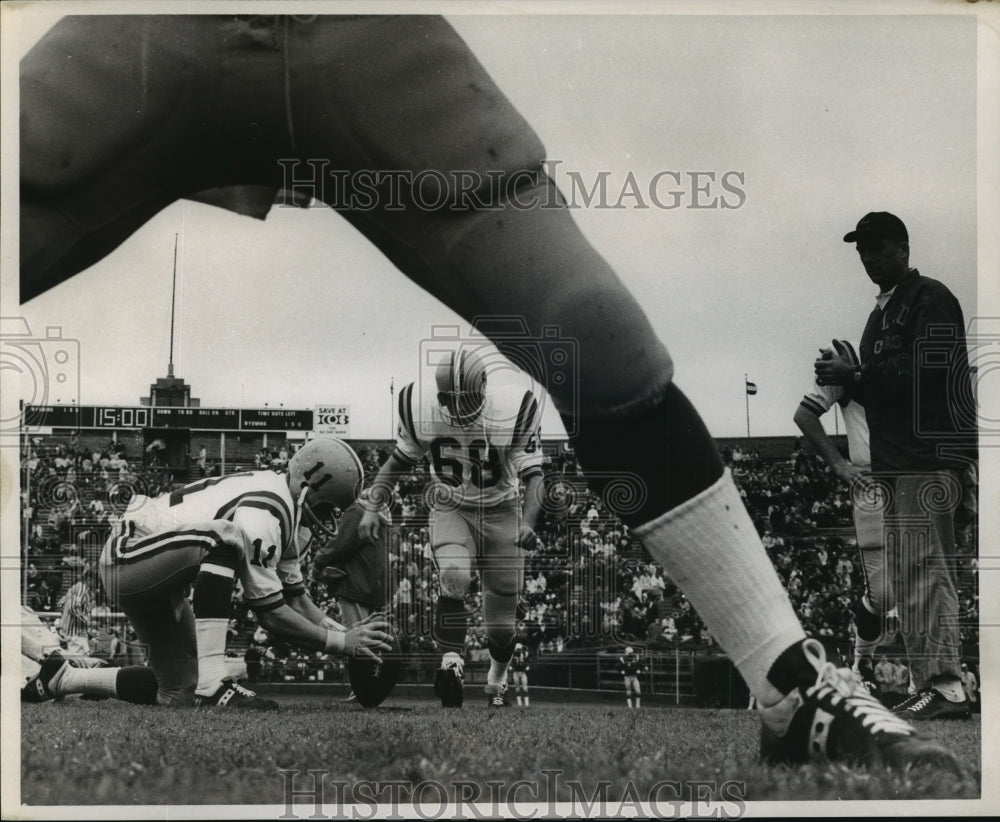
360, 350, 544, 708
434, 652, 466, 709
312, 495, 403, 708
619, 647, 646, 709
794, 341, 894, 680
19, 14, 957, 767
28, 437, 393, 709
510, 642, 531, 707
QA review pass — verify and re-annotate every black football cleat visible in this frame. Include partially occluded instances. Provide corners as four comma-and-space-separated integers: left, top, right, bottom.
893, 688, 971, 721
194, 679, 279, 710
21, 651, 70, 703
485, 682, 509, 709
759, 639, 961, 772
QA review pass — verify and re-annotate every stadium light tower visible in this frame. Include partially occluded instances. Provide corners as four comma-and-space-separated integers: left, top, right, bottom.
167, 233, 178, 379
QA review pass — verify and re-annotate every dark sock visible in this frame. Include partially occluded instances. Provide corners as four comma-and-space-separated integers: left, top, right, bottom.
767, 639, 817, 695
564, 383, 725, 527
854, 598, 884, 642
115, 666, 159, 705
434, 596, 468, 652
488, 639, 515, 665
192, 572, 234, 619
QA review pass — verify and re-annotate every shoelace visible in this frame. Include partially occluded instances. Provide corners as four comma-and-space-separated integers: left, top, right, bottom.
903, 692, 936, 713
230, 681, 259, 698
803, 640, 915, 736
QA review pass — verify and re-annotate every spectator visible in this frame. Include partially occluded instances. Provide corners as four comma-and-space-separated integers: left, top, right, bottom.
960, 662, 979, 713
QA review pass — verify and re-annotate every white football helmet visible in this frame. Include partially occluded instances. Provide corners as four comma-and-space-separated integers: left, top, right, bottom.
436, 348, 487, 426
287, 437, 364, 551
625, 647, 634, 656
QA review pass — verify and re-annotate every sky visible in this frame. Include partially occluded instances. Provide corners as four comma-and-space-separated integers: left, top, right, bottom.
5, 7, 986, 443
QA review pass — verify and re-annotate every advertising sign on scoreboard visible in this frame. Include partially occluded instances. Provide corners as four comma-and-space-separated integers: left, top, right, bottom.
314, 405, 351, 437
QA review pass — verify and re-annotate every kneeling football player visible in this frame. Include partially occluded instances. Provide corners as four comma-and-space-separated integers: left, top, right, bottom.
25, 438, 392, 709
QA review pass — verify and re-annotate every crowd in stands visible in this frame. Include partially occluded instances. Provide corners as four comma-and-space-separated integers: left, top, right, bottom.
20, 433, 979, 686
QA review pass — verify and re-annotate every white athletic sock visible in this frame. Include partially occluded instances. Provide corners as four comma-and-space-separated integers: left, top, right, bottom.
516, 695, 523, 705
524, 696, 529, 707
634, 469, 806, 708
626, 698, 633, 708
51, 665, 119, 699
195, 618, 230, 696
635, 697, 641, 709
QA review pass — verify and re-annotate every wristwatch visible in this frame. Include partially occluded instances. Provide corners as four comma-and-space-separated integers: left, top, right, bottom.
853, 365, 863, 383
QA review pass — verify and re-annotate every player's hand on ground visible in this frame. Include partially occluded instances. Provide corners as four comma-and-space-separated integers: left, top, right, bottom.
344, 613, 393, 660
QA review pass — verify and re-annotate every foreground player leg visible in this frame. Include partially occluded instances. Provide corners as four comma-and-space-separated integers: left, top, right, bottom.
568, 383, 808, 708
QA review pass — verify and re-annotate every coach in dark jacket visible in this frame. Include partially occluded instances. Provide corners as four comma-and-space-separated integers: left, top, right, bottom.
312, 499, 389, 626
815, 211, 975, 720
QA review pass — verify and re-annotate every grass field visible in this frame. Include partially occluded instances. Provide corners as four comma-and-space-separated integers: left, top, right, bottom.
19, 692, 981, 810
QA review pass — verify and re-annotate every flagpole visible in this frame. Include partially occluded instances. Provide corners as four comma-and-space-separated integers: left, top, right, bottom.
745, 373, 750, 438
389, 378, 394, 439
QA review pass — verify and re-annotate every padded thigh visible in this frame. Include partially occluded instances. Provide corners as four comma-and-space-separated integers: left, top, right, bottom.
289, 15, 546, 203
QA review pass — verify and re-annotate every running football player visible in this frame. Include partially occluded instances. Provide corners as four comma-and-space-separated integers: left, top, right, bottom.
27, 437, 392, 709
19, 14, 958, 767
360, 350, 544, 708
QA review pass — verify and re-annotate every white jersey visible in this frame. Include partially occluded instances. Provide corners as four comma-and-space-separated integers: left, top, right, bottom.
799, 342, 870, 469
395, 381, 544, 507
116, 470, 302, 611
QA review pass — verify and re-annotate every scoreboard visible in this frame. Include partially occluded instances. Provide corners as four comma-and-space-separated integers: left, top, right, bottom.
23, 405, 313, 432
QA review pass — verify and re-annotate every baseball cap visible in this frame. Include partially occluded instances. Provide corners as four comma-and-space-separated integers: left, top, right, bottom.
843, 212, 908, 243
